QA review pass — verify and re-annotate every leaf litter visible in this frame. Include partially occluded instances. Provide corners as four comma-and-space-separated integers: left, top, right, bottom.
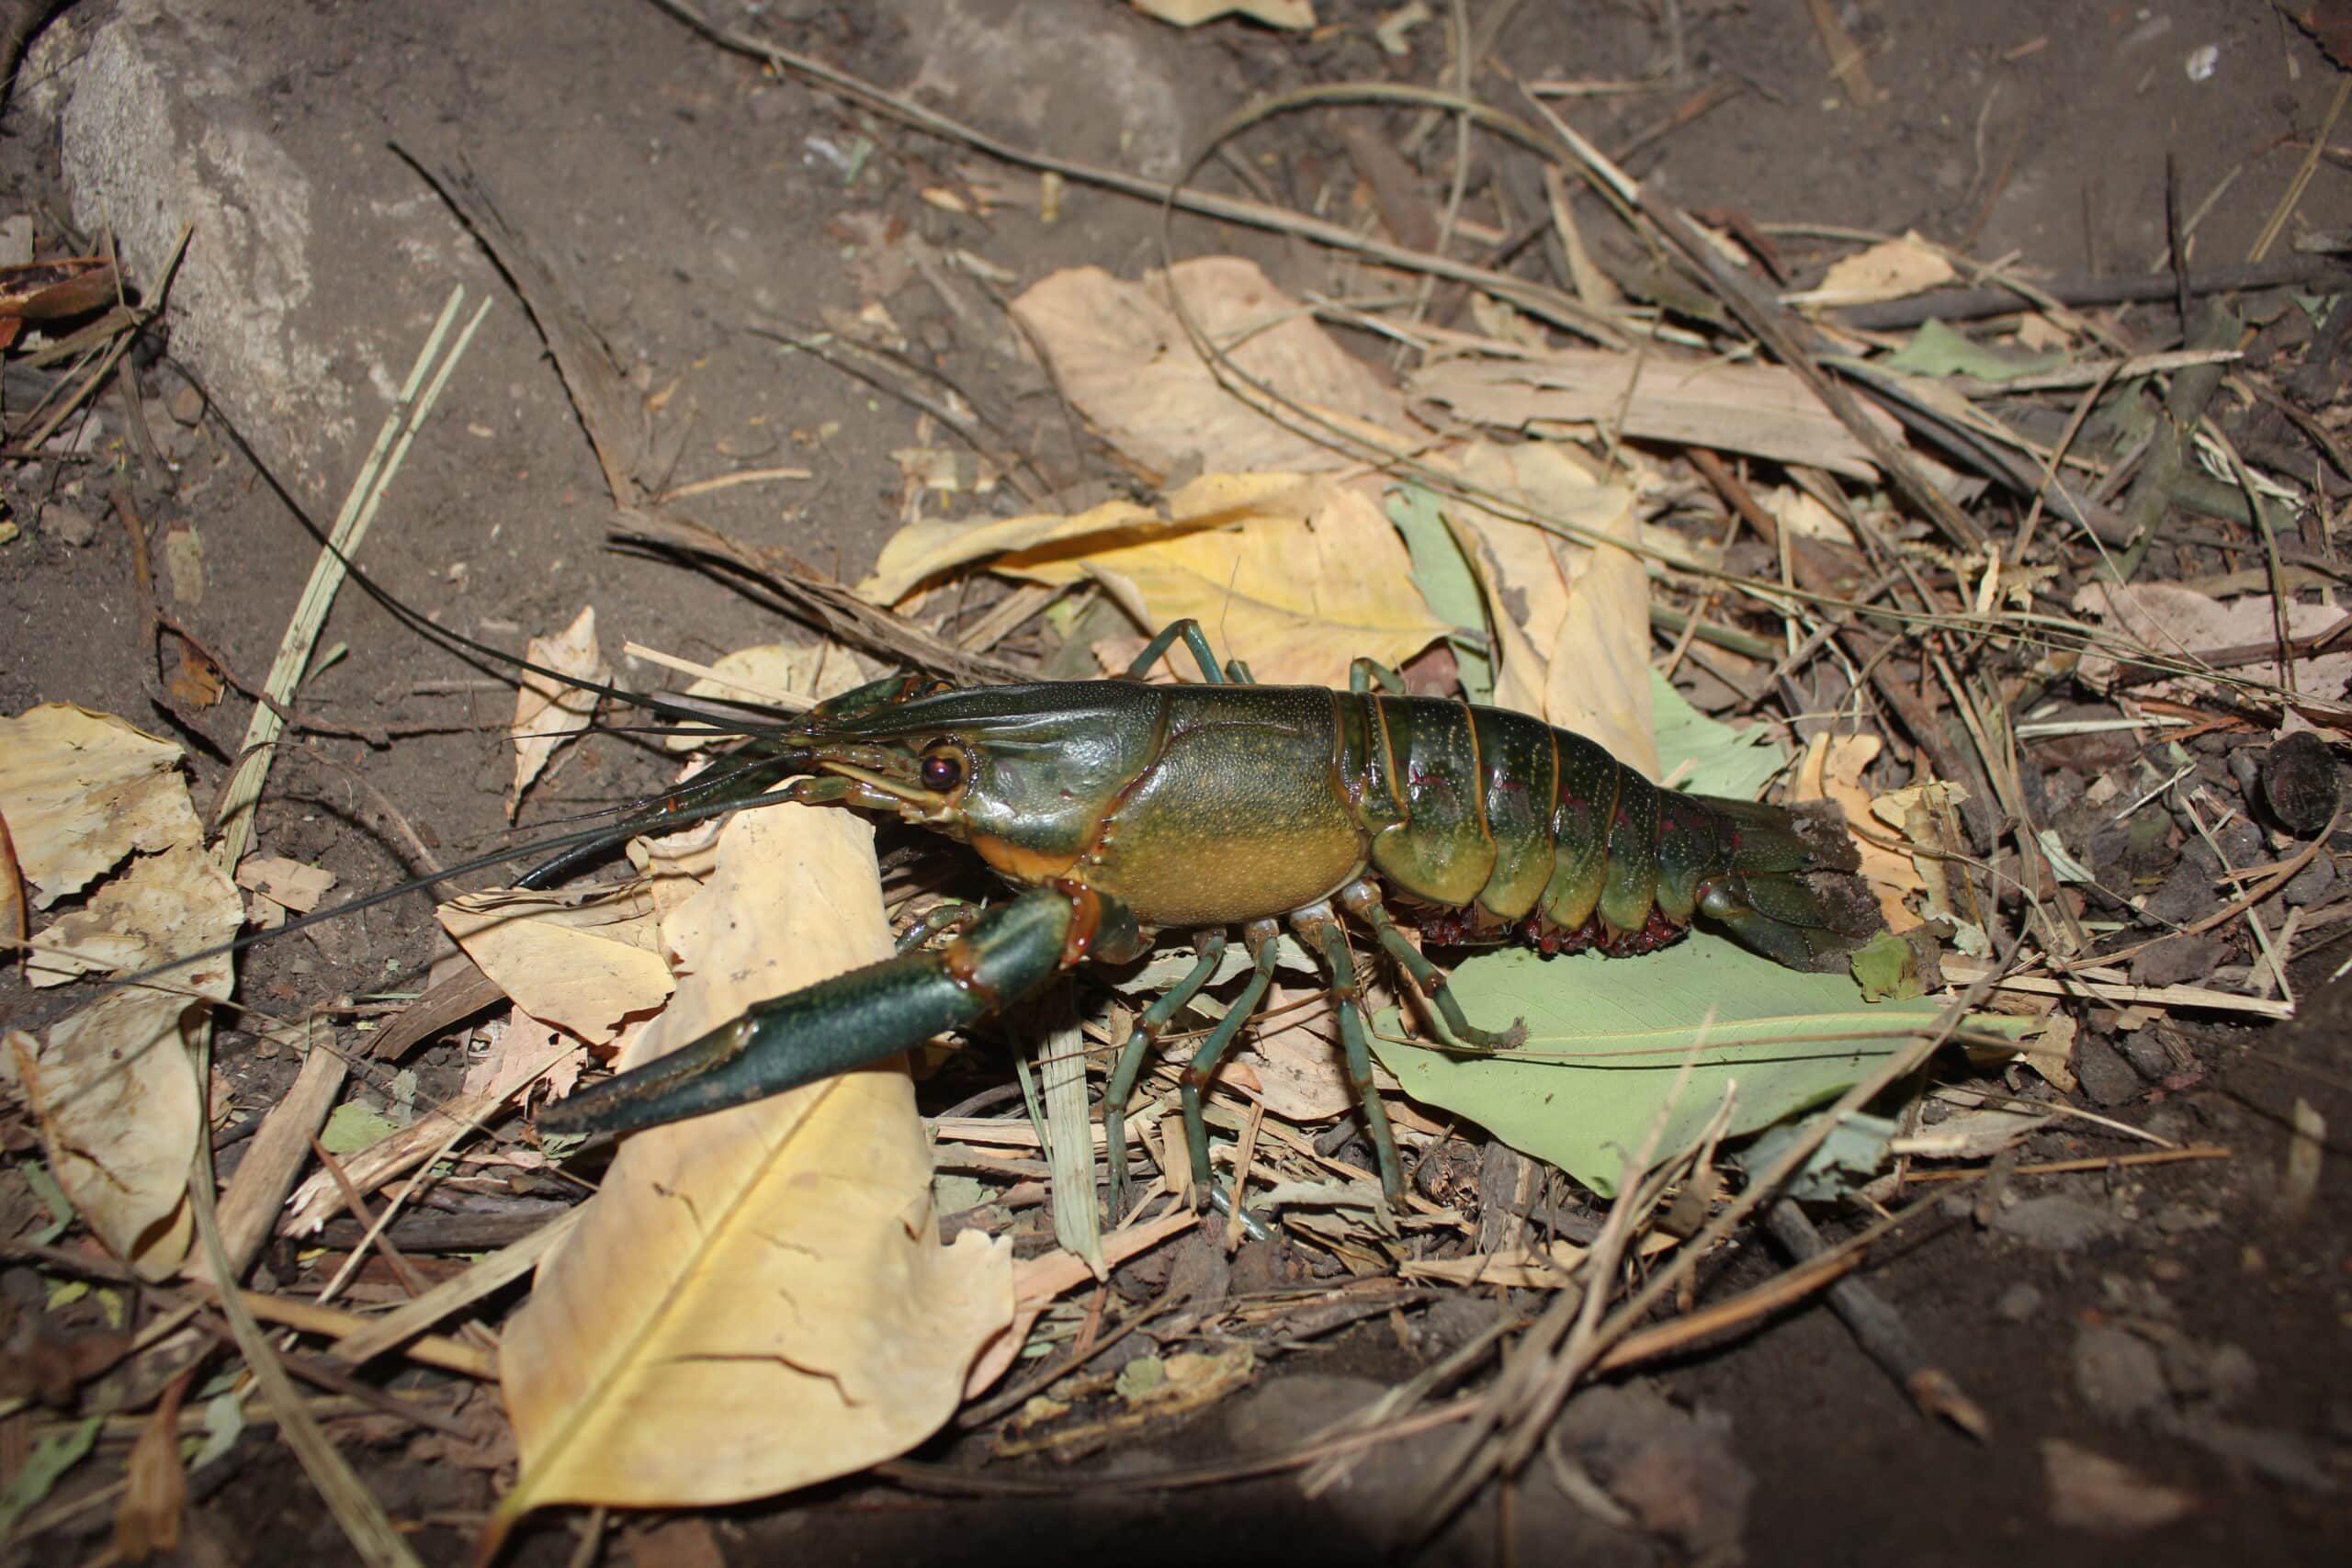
5, 16, 2347, 1564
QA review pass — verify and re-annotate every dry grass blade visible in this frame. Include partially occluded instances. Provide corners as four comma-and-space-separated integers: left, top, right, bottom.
187, 1122, 424, 1568
211, 286, 489, 870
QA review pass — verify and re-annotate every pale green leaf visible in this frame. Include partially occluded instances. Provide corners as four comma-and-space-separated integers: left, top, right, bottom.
1881, 319, 2064, 382
320, 1101, 401, 1155
1651, 673, 1787, 800
1741, 1111, 1899, 1202
0, 1416, 99, 1537
1373, 934, 1951, 1196
1386, 483, 1494, 703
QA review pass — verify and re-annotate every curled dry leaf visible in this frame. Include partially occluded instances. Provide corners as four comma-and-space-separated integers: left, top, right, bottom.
510, 604, 608, 818
1442, 441, 1654, 774
1009, 257, 1423, 477
1409, 348, 1893, 480
1793, 733, 1924, 931
2074, 582, 2352, 703
0, 708, 238, 1279
492, 805, 1012, 1531
436, 883, 673, 1046
864, 470, 1312, 606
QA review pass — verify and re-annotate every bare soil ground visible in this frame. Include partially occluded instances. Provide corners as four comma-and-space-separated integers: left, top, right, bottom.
1, 2, 2348, 1564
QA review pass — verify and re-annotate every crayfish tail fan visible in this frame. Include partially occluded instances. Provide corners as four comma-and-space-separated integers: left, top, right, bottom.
1692, 796, 1883, 973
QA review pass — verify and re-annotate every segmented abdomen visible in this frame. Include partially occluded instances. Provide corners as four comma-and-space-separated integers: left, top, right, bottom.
1334, 692, 1729, 955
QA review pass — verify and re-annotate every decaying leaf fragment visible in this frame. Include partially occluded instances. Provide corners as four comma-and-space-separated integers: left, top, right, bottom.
0, 705, 196, 909
492, 806, 1012, 1535
509, 604, 608, 817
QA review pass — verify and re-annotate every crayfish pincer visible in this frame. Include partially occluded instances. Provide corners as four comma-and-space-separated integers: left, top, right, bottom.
537, 621, 1882, 1213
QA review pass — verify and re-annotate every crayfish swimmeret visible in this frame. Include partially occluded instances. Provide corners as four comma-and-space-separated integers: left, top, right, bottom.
537, 620, 1882, 1211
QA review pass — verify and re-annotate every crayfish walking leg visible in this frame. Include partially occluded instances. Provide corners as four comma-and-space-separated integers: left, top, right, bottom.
1102, 930, 1228, 1217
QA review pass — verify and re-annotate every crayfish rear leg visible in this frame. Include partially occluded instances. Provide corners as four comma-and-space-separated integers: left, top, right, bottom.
1336, 880, 1527, 1054
1289, 903, 1405, 1202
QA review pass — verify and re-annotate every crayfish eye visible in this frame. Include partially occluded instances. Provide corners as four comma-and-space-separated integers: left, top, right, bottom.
920, 750, 964, 793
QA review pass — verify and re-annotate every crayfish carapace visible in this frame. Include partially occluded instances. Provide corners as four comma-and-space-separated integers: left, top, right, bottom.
537, 621, 1883, 1212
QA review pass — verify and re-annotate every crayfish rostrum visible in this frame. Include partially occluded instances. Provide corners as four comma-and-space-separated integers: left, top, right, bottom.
538, 621, 1882, 1211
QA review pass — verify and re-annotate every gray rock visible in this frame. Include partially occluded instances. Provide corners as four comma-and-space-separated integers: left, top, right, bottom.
2281, 851, 2336, 907
2140, 840, 2221, 928
1994, 1195, 2121, 1252
24, 0, 486, 497
2071, 1324, 2167, 1421
2073, 1035, 2143, 1106
2130, 931, 2225, 991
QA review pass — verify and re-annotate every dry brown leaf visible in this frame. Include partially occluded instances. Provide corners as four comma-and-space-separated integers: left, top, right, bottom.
2074, 582, 2352, 701
1410, 350, 1893, 480
437, 883, 673, 1046
0, 705, 197, 908
463, 1011, 591, 1101
1784, 232, 1959, 308
1441, 441, 1654, 773
492, 806, 1012, 1531
1794, 734, 1923, 931
510, 604, 608, 818
1401, 1240, 1585, 1287
232, 853, 336, 914
1871, 779, 1983, 951
1010, 258, 1424, 478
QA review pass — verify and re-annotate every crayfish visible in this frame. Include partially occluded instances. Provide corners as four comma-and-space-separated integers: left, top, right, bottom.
535, 619, 1882, 1213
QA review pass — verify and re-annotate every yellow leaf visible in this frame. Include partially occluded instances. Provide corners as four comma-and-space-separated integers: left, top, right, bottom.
437, 883, 673, 1046
862, 471, 1310, 607
1008, 258, 1424, 478
492, 806, 1012, 1531
998, 476, 1445, 687
510, 605, 607, 818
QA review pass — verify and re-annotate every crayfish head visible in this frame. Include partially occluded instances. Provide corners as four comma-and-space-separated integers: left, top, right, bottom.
790, 677, 1169, 883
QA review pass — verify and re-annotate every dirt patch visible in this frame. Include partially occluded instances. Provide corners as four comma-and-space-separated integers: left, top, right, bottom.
1, 1, 2347, 1563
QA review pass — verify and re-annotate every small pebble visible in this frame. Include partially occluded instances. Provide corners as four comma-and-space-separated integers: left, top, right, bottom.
1994, 1195, 2120, 1252
1995, 1282, 2043, 1322
164, 382, 206, 425
2072, 1324, 2167, 1420
2074, 1035, 2144, 1106
41, 504, 96, 548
